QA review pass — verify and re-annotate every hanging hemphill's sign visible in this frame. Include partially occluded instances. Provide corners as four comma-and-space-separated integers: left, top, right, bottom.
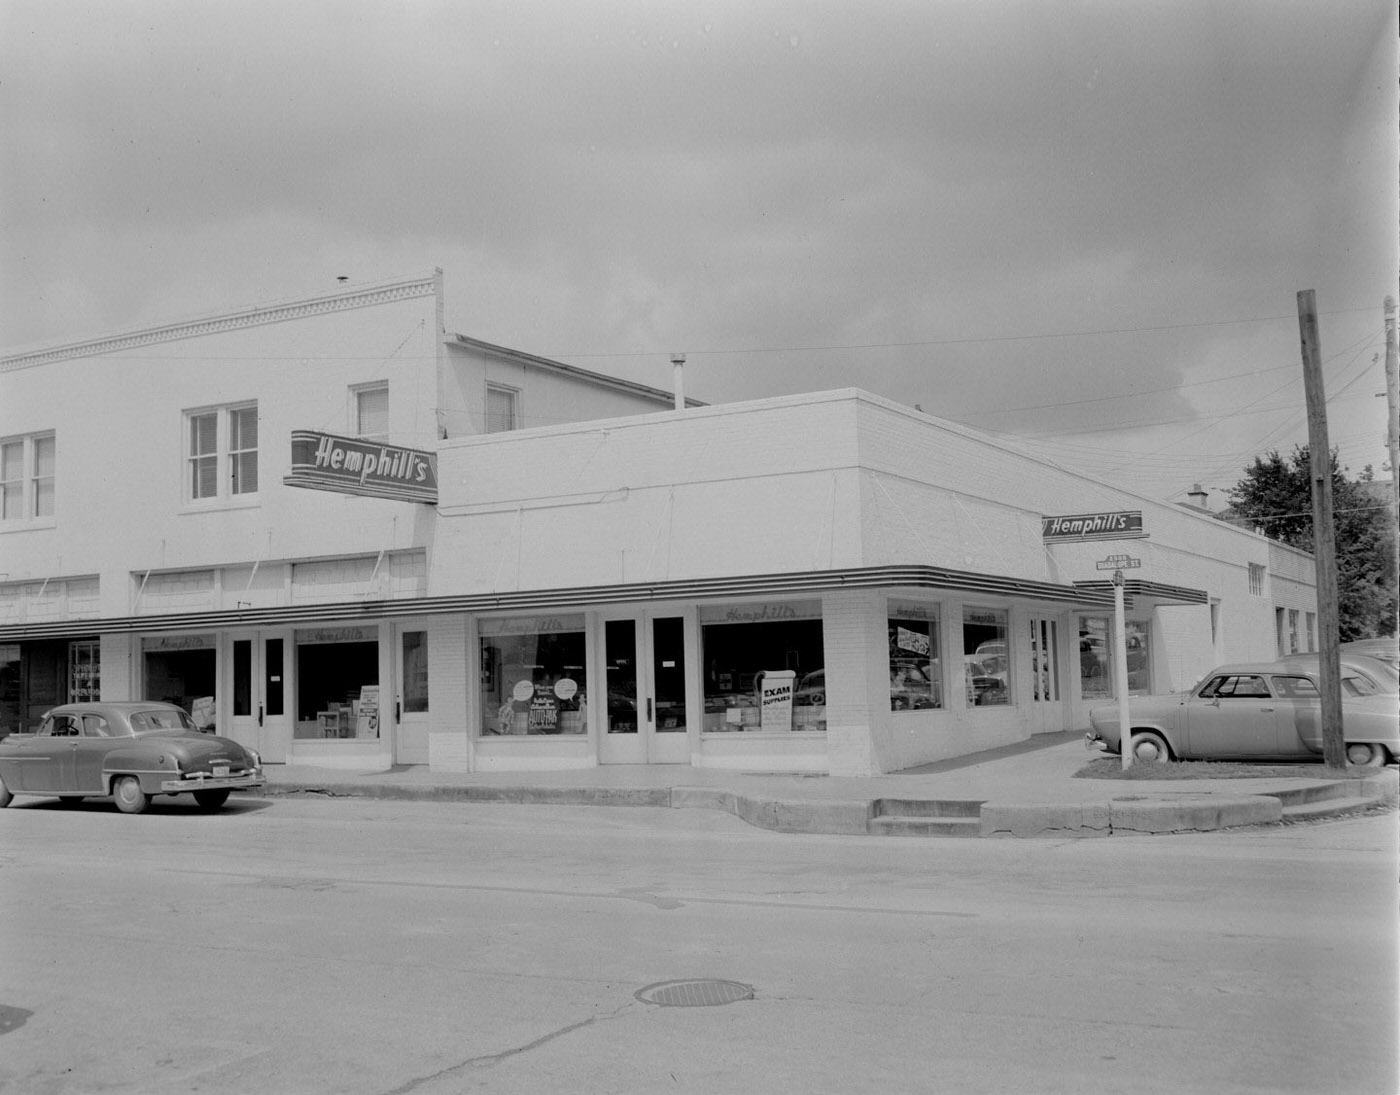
1041, 510, 1144, 542
285, 430, 438, 504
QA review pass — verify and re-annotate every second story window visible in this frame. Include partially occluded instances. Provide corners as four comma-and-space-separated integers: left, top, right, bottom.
486, 384, 518, 433
186, 403, 258, 503
1, 432, 56, 523
1248, 563, 1265, 596
354, 382, 389, 440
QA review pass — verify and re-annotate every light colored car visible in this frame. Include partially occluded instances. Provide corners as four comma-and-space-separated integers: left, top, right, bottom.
1086, 661, 1398, 767
1275, 652, 1398, 695
1339, 637, 1399, 671
0, 701, 263, 813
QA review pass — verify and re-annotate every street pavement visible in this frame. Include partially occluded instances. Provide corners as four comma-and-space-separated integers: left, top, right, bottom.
259, 731, 1398, 837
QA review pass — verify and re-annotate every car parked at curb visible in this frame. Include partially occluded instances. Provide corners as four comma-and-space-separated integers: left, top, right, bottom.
0, 701, 263, 814
1086, 661, 1398, 767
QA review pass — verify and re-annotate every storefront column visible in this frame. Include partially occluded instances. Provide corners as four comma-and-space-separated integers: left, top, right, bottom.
820, 588, 886, 777
100, 633, 135, 702
427, 614, 471, 771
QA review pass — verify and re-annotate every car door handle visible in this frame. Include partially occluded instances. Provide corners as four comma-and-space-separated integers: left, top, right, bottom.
1260, 707, 1274, 712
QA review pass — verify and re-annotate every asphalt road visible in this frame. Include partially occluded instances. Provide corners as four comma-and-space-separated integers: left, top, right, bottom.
1, 793, 1394, 1095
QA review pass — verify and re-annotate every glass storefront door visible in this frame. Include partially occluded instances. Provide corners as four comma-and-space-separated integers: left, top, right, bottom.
393, 624, 430, 765
599, 611, 691, 765
1029, 615, 1064, 732
228, 631, 292, 762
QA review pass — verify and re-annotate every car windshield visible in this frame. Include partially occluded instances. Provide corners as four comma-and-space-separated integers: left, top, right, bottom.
129, 709, 197, 732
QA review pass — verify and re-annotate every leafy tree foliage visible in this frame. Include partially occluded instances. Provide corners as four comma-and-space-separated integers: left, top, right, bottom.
1227, 446, 1396, 640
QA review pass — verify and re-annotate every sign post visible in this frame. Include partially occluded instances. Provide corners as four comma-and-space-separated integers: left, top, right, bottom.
1097, 554, 1141, 768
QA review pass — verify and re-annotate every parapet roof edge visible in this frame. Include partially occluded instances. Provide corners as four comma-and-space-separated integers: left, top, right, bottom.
446, 332, 706, 408
1, 272, 440, 372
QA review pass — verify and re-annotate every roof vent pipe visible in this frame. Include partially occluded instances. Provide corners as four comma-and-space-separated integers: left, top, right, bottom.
671, 353, 686, 411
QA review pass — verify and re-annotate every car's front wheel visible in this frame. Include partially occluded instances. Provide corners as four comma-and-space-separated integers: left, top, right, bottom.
1128, 731, 1173, 764
193, 789, 231, 810
112, 776, 149, 815
1345, 742, 1390, 768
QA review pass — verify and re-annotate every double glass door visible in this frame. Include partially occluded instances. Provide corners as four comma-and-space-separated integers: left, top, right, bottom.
228, 631, 292, 763
599, 612, 690, 764
1029, 615, 1064, 733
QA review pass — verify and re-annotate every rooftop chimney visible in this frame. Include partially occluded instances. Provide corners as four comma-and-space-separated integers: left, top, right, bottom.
671, 353, 686, 411
1187, 483, 1209, 510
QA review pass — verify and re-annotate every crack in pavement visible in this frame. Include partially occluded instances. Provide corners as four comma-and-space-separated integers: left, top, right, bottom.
380, 1002, 634, 1094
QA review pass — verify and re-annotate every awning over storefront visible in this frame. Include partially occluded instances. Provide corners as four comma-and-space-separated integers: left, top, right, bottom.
0, 563, 1116, 642
1071, 579, 1210, 606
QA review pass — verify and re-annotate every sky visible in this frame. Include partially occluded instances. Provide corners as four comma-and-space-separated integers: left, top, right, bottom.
4, 0, 1397, 506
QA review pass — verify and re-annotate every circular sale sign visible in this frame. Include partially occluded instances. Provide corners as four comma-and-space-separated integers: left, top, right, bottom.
512, 679, 536, 702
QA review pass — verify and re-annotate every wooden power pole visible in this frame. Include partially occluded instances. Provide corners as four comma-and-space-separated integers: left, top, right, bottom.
1296, 290, 1345, 767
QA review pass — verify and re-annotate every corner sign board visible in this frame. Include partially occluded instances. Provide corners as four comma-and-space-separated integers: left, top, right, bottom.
1042, 510, 1145, 542
285, 430, 438, 504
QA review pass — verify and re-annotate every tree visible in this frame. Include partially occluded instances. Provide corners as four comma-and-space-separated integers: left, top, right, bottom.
1226, 445, 1397, 640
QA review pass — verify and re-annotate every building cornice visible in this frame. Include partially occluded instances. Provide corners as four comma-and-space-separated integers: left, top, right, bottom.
2, 275, 439, 372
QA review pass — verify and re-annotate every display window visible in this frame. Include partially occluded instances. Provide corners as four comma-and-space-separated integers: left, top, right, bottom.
700, 601, 825, 732
294, 626, 379, 739
479, 615, 587, 736
142, 635, 217, 728
1078, 616, 1152, 698
888, 602, 942, 711
0, 643, 18, 735
963, 608, 1009, 706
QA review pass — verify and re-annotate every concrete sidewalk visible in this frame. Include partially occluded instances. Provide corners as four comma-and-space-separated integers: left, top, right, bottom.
257, 731, 1398, 838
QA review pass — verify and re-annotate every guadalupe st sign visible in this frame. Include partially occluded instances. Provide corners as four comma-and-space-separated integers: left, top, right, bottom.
284, 430, 438, 504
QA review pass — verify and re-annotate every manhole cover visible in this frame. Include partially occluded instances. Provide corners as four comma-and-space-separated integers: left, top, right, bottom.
635, 979, 754, 1007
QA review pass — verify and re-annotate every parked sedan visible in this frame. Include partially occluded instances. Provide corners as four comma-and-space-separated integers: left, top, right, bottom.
0, 701, 263, 814
1086, 661, 1398, 767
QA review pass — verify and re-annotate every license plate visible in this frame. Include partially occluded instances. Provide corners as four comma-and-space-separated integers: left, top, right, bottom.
213, 765, 229, 778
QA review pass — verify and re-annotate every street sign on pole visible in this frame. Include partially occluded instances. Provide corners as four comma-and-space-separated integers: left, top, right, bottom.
1096, 554, 1141, 571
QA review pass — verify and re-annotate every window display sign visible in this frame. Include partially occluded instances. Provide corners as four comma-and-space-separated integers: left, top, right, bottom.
758, 670, 796, 732
285, 430, 438, 504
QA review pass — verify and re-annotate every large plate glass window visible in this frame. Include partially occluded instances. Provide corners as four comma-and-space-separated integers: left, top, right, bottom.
700, 601, 824, 732
479, 615, 587, 735
963, 607, 1009, 706
1079, 616, 1112, 700
142, 635, 217, 728
888, 602, 941, 710
294, 626, 379, 739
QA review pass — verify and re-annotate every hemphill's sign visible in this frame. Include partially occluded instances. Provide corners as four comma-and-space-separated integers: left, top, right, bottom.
285, 430, 438, 504
1041, 510, 1144, 542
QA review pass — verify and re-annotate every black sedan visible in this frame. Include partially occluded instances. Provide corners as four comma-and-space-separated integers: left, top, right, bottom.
0, 701, 263, 814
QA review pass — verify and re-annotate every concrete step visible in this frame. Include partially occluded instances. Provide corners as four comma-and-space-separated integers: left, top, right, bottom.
868, 814, 982, 837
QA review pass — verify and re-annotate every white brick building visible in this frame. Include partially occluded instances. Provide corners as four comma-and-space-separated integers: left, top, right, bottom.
0, 272, 1317, 775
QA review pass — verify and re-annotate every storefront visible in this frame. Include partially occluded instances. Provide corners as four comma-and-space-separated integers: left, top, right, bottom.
0, 637, 100, 736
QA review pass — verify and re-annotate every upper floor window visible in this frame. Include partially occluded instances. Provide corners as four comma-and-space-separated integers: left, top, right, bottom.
0, 432, 55, 522
186, 404, 257, 503
354, 382, 389, 440
486, 384, 518, 433
1248, 563, 1265, 596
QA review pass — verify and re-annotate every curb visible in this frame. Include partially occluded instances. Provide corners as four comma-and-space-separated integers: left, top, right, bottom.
262, 772, 1395, 838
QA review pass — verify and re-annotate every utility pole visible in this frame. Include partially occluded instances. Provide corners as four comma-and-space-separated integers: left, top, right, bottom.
1297, 290, 1345, 767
